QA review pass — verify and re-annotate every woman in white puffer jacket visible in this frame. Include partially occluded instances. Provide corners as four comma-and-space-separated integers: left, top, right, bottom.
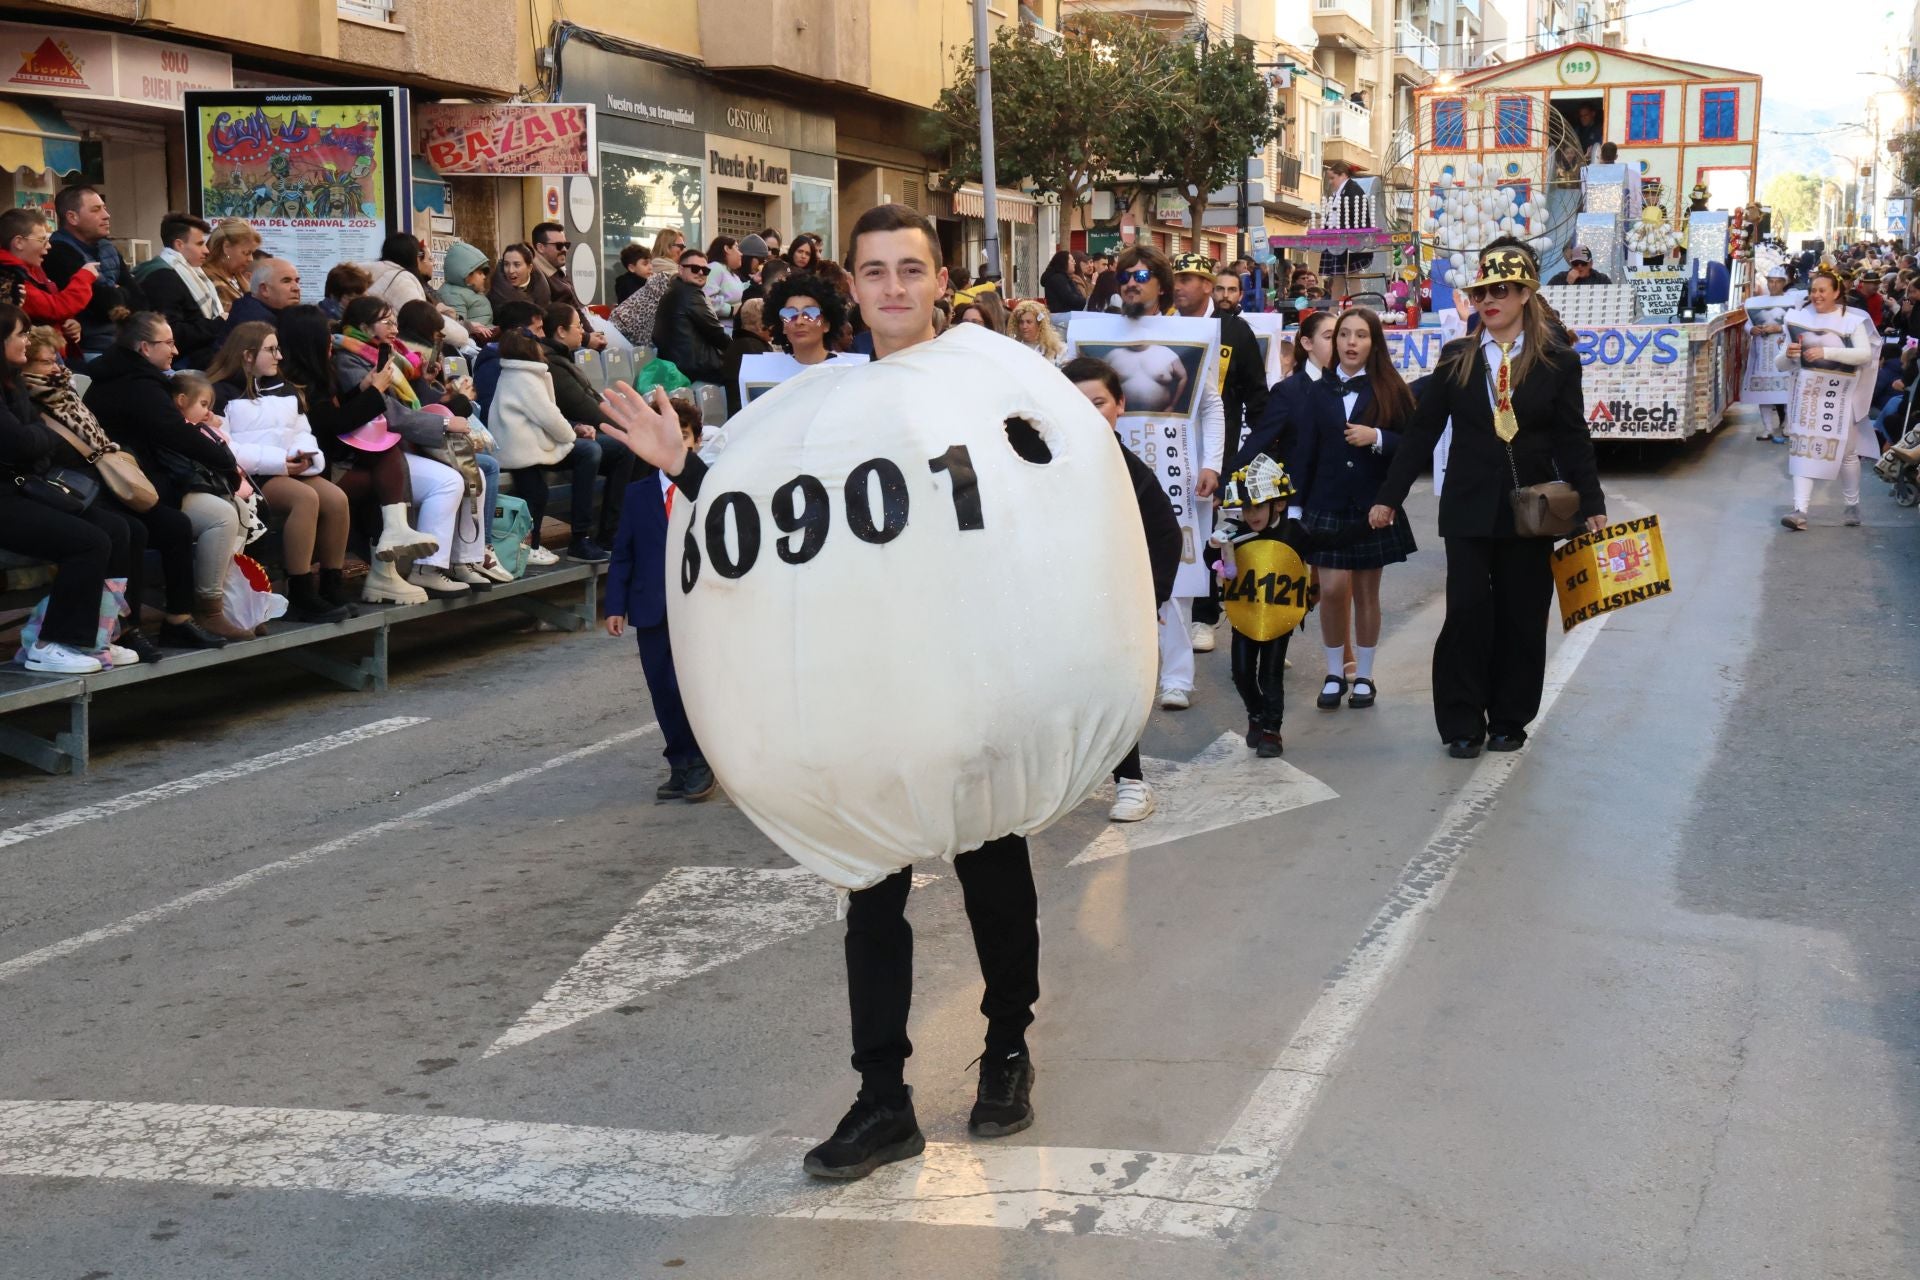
207, 321, 355, 622
488, 330, 606, 565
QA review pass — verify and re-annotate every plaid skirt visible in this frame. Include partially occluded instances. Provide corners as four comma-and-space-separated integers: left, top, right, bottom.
1300, 507, 1417, 570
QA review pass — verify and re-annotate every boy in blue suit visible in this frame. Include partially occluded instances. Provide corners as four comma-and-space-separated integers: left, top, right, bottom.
604, 397, 715, 802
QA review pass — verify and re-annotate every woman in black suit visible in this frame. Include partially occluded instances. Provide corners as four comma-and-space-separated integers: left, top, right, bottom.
1370, 238, 1606, 758
1291, 306, 1414, 711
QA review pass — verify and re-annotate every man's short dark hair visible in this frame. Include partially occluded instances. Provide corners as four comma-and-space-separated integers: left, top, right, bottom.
495, 299, 541, 331
159, 212, 211, 249
678, 248, 708, 265
53, 185, 100, 228
1061, 355, 1123, 405
846, 202, 941, 268
325, 262, 371, 301
542, 302, 579, 336
531, 221, 565, 247
619, 243, 650, 269
1599, 142, 1618, 164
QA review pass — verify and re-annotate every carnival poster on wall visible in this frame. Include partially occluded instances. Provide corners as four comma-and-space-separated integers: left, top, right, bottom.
184, 87, 410, 291
1065, 312, 1222, 597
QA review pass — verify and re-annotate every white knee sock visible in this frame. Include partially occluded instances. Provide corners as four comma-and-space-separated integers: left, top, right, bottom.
1354, 646, 1376, 680
1324, 646, 1346, 679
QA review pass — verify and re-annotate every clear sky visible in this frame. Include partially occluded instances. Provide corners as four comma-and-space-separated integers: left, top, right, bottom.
1626, 0, 1909, 186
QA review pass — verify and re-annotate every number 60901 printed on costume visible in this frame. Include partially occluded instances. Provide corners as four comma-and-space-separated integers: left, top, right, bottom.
681, 446, 984, 591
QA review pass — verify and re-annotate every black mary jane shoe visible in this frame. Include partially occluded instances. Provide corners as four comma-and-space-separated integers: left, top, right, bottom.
1446, 738, 1484, 759
1487, 731, 1527, 753
1347, 677, 1376, 709
1317, 676, 1347, 710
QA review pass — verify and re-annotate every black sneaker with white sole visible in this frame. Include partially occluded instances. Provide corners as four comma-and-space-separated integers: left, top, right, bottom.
968, 1052, 1035, 1137
803, 1092, 925, 1180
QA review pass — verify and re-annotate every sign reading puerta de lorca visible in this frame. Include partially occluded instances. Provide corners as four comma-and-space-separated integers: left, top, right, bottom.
184, 87, 410, 293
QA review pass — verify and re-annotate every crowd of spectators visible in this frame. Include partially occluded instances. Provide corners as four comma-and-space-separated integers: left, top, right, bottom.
0, 189, 652, 675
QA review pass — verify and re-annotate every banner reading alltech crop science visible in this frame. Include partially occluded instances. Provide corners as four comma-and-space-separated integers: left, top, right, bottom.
185, 87, 409, 292
414, 102, 595, 176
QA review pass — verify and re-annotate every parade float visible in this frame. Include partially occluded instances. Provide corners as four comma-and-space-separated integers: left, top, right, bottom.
1274, 43, 1764, 443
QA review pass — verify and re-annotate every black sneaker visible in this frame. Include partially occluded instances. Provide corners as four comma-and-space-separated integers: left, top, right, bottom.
681, 761, 716, 802
158, 619, 227, 650
655, 767, 687, 803
117, 630, 164, 665
567, 537, 611, 563
1245, 717, 1260, 748
803, 1092, 925, 1180
968, 1052, 1035, 1137
1256, 729, 1284, 758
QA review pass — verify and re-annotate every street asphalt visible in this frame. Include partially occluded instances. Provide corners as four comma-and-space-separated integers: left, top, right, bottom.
0, 407, 1912, 1279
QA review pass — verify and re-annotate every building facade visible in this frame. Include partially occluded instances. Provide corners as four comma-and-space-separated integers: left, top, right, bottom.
0, 0, 518, 265
528, 0, 1064, 303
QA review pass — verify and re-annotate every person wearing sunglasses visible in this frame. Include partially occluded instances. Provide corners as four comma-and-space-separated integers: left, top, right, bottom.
1369, 236, 1605, 760
765, 271, 849, 369
651, 248, 730, 384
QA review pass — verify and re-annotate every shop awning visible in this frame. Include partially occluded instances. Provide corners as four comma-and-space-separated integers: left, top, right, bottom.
954, 185, 1035, 225
0, 100, 81, 177
411, 154, 447, 216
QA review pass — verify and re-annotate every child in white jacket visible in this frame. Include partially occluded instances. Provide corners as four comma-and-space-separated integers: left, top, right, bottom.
488, 332, 610, 564
209, 364, 355, 623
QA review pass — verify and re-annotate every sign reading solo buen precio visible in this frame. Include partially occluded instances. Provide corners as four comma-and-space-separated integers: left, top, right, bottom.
1551, 514, 1674, 632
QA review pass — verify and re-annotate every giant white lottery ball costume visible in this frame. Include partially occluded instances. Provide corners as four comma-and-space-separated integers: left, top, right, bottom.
667, 323, 1157, 890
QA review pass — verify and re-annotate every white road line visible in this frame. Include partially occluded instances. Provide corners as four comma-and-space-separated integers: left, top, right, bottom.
1201, 616, 1611, 1222
0, 1099, 1262, 1241
1068, 732, 1338, 866
487, 868, 939, 1057
0, 716, 430, 851
0, 723, 658, 984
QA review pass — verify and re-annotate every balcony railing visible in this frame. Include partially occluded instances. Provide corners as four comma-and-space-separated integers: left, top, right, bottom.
1394, 19, 1440, 73
1314, 0, 1374, 29
1389, 126, 1415, 168
1324, 99, 1373, 145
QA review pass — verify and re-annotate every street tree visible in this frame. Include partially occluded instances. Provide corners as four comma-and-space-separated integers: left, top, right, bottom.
1763, 172, 1823, 240
1108, 32, 1279, 238
930, 15, 1161, 219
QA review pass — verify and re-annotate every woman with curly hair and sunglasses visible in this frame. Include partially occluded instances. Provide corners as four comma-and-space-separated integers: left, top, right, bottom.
765, 272, 850, 368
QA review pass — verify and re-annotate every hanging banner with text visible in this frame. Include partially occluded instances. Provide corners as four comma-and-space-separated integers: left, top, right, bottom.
1065, 312, 1222, 597
1552, 514, 1673, 632
185, 86, 409, 291
414, 102, 595, 176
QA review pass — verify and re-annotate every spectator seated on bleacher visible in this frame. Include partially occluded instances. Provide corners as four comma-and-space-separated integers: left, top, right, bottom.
84, 311, 250, 645
0, 301, 146, 673
651, 248, 729, 384
540, 302, 633, 544
488, 329, 609, 567
473, 298, 542, 420
332, 296, 490, 601
205, 321, 353, 623
439, 240, 496, 343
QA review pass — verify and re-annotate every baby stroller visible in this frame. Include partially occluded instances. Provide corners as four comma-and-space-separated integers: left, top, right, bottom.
1873, 418, 1920, 507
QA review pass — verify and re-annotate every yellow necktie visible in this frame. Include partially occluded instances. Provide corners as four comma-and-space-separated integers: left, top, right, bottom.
1493, 341, 1519, 443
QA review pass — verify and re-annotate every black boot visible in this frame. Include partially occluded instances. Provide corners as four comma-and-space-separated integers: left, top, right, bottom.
968, 1051, 1035, 1137
289, 572, 350, 624
803, 1090, 925, 1180
319, 567, 359, 615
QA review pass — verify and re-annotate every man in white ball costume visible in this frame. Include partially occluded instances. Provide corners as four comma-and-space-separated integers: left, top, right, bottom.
598, 205, 1155, 1182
